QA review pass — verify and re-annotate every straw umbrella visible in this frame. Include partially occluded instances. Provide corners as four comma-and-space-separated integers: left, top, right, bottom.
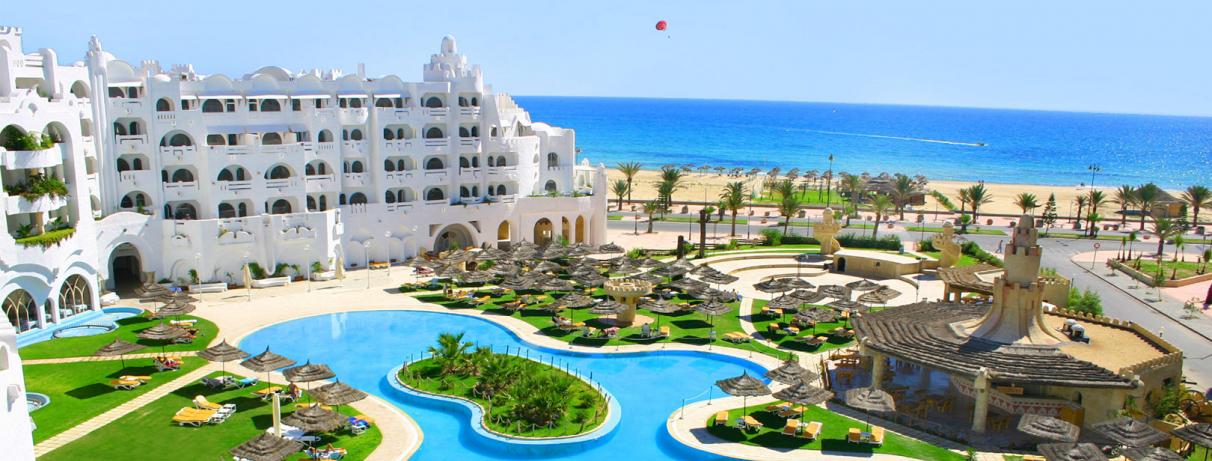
283, 361, 336, 403
155, 302, 196, 319
858, 287, 902, 304
198, 340, 249, 379
555, 292, 595, 322
136, 322, 188, 354
283, 402, 345, 433
94, 338, 146, 369
640, 297, 683, 329
695, 298, 732, 328
844, 387, 896, 430
845, 279, 882, 291
590, 299, 627, 326
765, 358, 821, 385
772, 380, 834, 423
229, 433, 304, 461
241, 347, 297, 394
1090, 416, 1170, 448
780, 278, 816, 291
1172, 423, 1212, 461
819, 284, 852, 300
598, 243, 625, 253
1036, 443, 1108, 461
540, 277, 575, 292
1018, 414, 1081, 443
1121, 447, 1185, 461
311, 379, 367, 407
715, 372, 771, 416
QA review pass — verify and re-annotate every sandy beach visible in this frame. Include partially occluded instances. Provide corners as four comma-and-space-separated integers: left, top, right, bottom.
604, 168, 1174, 218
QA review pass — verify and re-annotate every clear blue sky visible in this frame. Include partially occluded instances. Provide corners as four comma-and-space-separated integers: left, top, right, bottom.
9, 0, 1211, 116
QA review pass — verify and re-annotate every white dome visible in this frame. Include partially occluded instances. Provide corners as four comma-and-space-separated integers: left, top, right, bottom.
441, 35, 457, 54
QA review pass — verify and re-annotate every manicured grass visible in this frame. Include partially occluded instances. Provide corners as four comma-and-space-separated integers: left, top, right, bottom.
415, 289, 783, 358
1136, 258, 1206, 281
19, 314, 219, 361
916, 250, 980, 267
40, 372, 381, 461
906, 226, 1006, 236
1191, 446, 1207, 460
752, 190, 846, 206
704, 403, 965, 461
400, 355, 607, 438
15, 227, 77, 248
747, 300, 856, 354
25, 358, 206, 443
1038, 231, 1124, 241
608, 215, 623, 220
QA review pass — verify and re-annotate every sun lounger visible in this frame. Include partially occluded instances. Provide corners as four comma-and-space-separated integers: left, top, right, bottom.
193, 395, 237, 413
120, 375, 152, 383
739, 415, 763, 431
777, 406, 806, 418
298, 402, 333, 411
713, 411, 728, 426
236, 377, 259, 388
796, 336, 827, 347
255, 386, 283, 397
169, 319, 196, 327
200, 376, 231, 389
783, 419, 801, 436
659, 326, 671, 338
172, 407, 217, 427
156, 359, 182, 372
723, 332, 750, 343
111, 379, 141, 390
847, 426, 884, 445
766, 404, 789, 412
801, 421, 822, 439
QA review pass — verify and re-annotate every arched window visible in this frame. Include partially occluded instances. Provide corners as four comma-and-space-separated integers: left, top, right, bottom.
382, 128, 395, 140
384, 160, 396, 172
266, 165, 291, 179
547, 152, 560, 168
304, 161, 327, 175
307, 196, 317, 211
305, 163, 316, 176
318, 129, 333, 143
161, 170, 169, 183
349, 129, 363, 141
339, 193, 347, 205
424, 97, 443, 108
351, 161, 364, 173
425, 127, 444, 139
425, 157, 444, 170
171, 169, 195, 183
319, 195, 327, 211
426, 188, 445, 201
174, 203, 197, 220
471, 97, 478, 106
70, 81, 90, 99
490, 126, 499, 137
160, 132, 194, 147
459, 127, 471, 138
397, 190, 407, 202
544, 180, 558, 193
261, 132, 283, 145
472, 186, 479, 196
218, 203, 236, 218
117, 158, 131, 172
113, 122, 128, 136
270, 199, 292, 214
460, 186, 470, 198
155, 98, 173, 112
496, 184, 506, 196
260, 100, 281, 112
202, 99, 224, 113
459, 157, 470, 169
487, 157, 495, 167
3, 290, 36, 333
458, 96, 469, 107
471, 126, 479, 137
385, 191, 396, 203
396, 159, 406, 171
349, 193, 367, 205
471, 157, 479, 168
375, 98, 394, 108
349, 98, 363, 109
497, 155, 506, 167
206, 134, 226, 146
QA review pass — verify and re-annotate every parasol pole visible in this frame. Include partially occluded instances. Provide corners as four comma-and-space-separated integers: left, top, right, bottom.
272, 391, 282, 437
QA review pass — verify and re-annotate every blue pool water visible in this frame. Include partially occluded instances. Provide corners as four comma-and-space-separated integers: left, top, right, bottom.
240, 310, 766, 460
18, 307, 145, 347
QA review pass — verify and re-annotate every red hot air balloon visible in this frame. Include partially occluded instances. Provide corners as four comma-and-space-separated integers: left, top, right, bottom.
655, 20, 667, 31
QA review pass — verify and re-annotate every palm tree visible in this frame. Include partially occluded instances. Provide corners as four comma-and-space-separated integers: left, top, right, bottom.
616, 162, 642, 202
1013, 192, 1039, 214
841, 173, 867, 209
775, 180, 801, 235
719, 181, 746, 236
1182, 185, 1210, 228
427, 332, 472, 375
1112, 185, 1136, 226
889, 173, 916, 220
966, 184, 993, 223
610, 179, 629, 211
1074, 195, 1087, 230
1150, 217, 1177, 258
1086, 190, 1107, 236
1135, 183, 1163, 231
656, 166, 684, 217
642, 200, 659, 233
870, 195, 893, 238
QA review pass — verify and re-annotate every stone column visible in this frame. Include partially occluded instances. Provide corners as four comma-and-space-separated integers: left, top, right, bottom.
870, 351, 886, 389
971, 367, 990, 433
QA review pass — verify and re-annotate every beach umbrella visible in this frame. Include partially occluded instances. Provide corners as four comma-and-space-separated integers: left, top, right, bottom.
1121, 447, 1184, 461
532, 260, 563, 274
826, 299, 865, 313
715, 372, 771, 415
136, 322, 188, 353
652, 264, 689, 278
845, 279, 883, 291
768, 293, 806, 310
155, 302, 196, 318
1172, 423, 1212, 460
630, 273, 666, 286
94, 338, 146, 369
311, 380, 367, 406
670, 278, 708, 292
772, 380, 834, 422
282, 404, 344, 433
229, 433, 304, 461
198, 340, 249, 379
702, 273, 739, 285
753, 279, 788, 294
765, 358, 821, 385
241, 347, 297, 393
573, 273, 607, 288
640, 297, 683, 328
557, 293, 595, 309
590, 299, 627, 316
858, 287, 902, 304
598, 243, 625, 253
283, 360, 335, 383
1089, 416, 1170, 447
489, 263, 519, 277
540, 277, 575, 292
690, 264, 722, 276
791, 289, 827, 304
499, 277, 535, 292
476, 248, 509, 261
566, 243, 594, 258
1036, 443, 1108, 461
795, 308, 838, 335
694, 299, 732, 327
639, 258, 664, 268
779, 278, 816, 290
457, 271, 496, 285
844, 387, 896, 430
819, 284, 852, 300
1018, 414, 1081, 443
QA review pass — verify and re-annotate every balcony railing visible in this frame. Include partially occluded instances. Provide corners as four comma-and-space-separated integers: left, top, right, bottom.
423, 138, 449, 147
216, 180, 253, 191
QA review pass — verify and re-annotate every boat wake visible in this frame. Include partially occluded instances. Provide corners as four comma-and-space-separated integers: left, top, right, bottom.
797, 128, 986, 147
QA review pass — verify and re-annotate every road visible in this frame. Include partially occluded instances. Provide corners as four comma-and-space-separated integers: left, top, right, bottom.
608, 215, 1212, 388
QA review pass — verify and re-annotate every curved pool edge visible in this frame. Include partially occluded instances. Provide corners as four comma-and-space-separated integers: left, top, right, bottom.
386, 363, 623, 448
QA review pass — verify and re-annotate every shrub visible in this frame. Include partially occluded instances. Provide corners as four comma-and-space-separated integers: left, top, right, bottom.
14, 227, 75, 248
247, 262, 267, 280
1, 131, 54, 151
838, 234, 901, 251
311, 261, 324, 273
760, 228, 782, 246
962, 241, 1004, 267
1067, 287, 1103, 316
1153, 383, 1183, 419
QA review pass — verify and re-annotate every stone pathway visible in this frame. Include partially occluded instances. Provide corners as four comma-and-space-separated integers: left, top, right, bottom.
34, 363, 220, 457
24, 351, 198, 365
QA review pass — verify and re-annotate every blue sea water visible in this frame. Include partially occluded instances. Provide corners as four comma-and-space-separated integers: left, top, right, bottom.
514, 96, 1212, 189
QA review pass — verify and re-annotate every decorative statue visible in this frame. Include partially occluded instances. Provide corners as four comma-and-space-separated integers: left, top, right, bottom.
932, 221, 962, 268
814, 207, 842, 255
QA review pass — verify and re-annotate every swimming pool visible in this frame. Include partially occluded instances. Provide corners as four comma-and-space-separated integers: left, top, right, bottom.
18, 307, 146, 347
240, 310, 766, 460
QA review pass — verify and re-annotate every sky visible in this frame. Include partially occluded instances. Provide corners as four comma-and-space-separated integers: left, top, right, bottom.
7, 0, 1211, 116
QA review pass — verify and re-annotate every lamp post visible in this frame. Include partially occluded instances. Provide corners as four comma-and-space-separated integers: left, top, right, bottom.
303, 244, 312, 292
193, 252, 201, 287
1087, 164, 1101, 193
824, 153, 835, 208
242, 251, 252, 301
384, 231, 392, 278
363, 239, 373, 289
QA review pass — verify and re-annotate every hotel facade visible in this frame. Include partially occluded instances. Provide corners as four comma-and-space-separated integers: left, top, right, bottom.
1, 27, 607, 337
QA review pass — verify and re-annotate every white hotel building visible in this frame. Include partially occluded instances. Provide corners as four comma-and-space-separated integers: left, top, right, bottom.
1, 28, 606, 338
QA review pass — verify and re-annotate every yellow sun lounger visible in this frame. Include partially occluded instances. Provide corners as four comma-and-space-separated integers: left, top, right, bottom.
120, 375, 152, 383
801, 421, 822, 439
172, 407, 217, 427
254, 386, 283, 396
110, 379, 141, 390
713, 411, 728, 426
783, 419, 801, 436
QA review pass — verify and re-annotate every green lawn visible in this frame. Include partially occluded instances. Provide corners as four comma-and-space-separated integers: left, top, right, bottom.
414, 289, 783, 358
1136, 258, 1206, 281
19, 314, 219, 360
40, 372, 381, 461
747, 300, 856, 354
752, 190, 846, 207
25, 358, 207, 443
1039, 231, 1124, 241
608, 215, 623, 220
916, 250, 980, 267
1191, 446, 1207, 460
704, 403, 965, 461
400, 355, 607, 438
905, 226, 1006, 236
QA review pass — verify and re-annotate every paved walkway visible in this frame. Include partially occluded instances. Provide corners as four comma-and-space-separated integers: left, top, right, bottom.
34, 363, 220, 457
24, 351, 198, 365
1071, 250, 1212, 343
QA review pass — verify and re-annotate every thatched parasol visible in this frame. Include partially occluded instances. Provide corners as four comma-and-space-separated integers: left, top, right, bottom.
489, 263, 519, 277
690, 264, 722, 276
499, 277, 536, 292
845, 386, 896, 430
819, 284, 852, 300
1172, 423, 1212, 449
629, 273, 666, 286
702, 273, 739, 285
435, 265, 466, 279
557, 293, 595, 309
826, 299, 865, 313
94, 338, 146, 368
640, 297, 683, 328
572, 273, 606, 287
540, 277, 575, 292
1090, 416, 1170, 447
198, 340, 249, 377
715, 372, 771, 415
694, 299, 732, 327
652, 264, 689, 278
311, 379, 368, 409
772, 380, 834, 422
241, 347, 297, 393
768, 294, 806, 310
753, 279, 789, 294
639, 258, 664, 268
791, 289, 827, 304
457, 271, 496, 285
155, 302, 196, 318
1036, 443, 1108, 461
282, 404, 344, 433
598, 243, 625, 253
669, 278, 708, 292
590, 299, 627, 315
538, 245, 569, 260
845, 279, 883, 291
858, 286, 902, 304
283, 360, 335, 383
229, 433, 304, 461
765, 358, 821, 384
1121, 447, 1185, 461
1018, 414, 1081, 442
136, 322, 188, 353
779, 278, 816, 290
476, 248, 510, 261
533, 260, 564, 273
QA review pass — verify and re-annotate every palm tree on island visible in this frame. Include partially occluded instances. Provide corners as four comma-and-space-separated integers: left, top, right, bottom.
1135, 183, 1163, 231
1182, 185, 1210, 228
1112, 185, 1137, 227
720, 181, 746, 236
616, 161, 642, 202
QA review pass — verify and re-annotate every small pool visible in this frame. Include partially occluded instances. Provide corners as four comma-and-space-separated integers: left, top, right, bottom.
18, 307, 146, 347
26, 392, 50, 413
52, 324, 117, 338
241, 310, 766, 461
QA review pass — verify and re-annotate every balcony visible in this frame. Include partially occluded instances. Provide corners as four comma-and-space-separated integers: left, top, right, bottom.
118, 170, 156, 187
155, 112, 176, 124
116, 135, 149, 153
315, 142, 337, 155
208, 145, 252, 157
459, 107, 481, 118
458, 169, 482, 182
218, 228, 256, 245
342, 173, 369, 187
5, 194, 68, 215
457, 138, 481, 154
384, 171, 415, 186
1, 145, 63, 170
425, 107, 449, 118
424, 138, 449, 148
162, 181, 199, 200
386, 203, 413, 213
112, 99, 143, 115
337, 108, 368, 124
382, 140, 415, 154
425, 199, 448, 206
341, 140, 367, 157
265, 177, 300, 192
305, 174, 336, 193
159, 145, 198, 164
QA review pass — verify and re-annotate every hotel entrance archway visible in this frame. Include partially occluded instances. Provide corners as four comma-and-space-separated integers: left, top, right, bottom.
109, 243, 142, 293
434, 224, 475, 252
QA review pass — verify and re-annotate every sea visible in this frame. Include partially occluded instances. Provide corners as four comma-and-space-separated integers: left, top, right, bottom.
514, 96, 1212, 189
